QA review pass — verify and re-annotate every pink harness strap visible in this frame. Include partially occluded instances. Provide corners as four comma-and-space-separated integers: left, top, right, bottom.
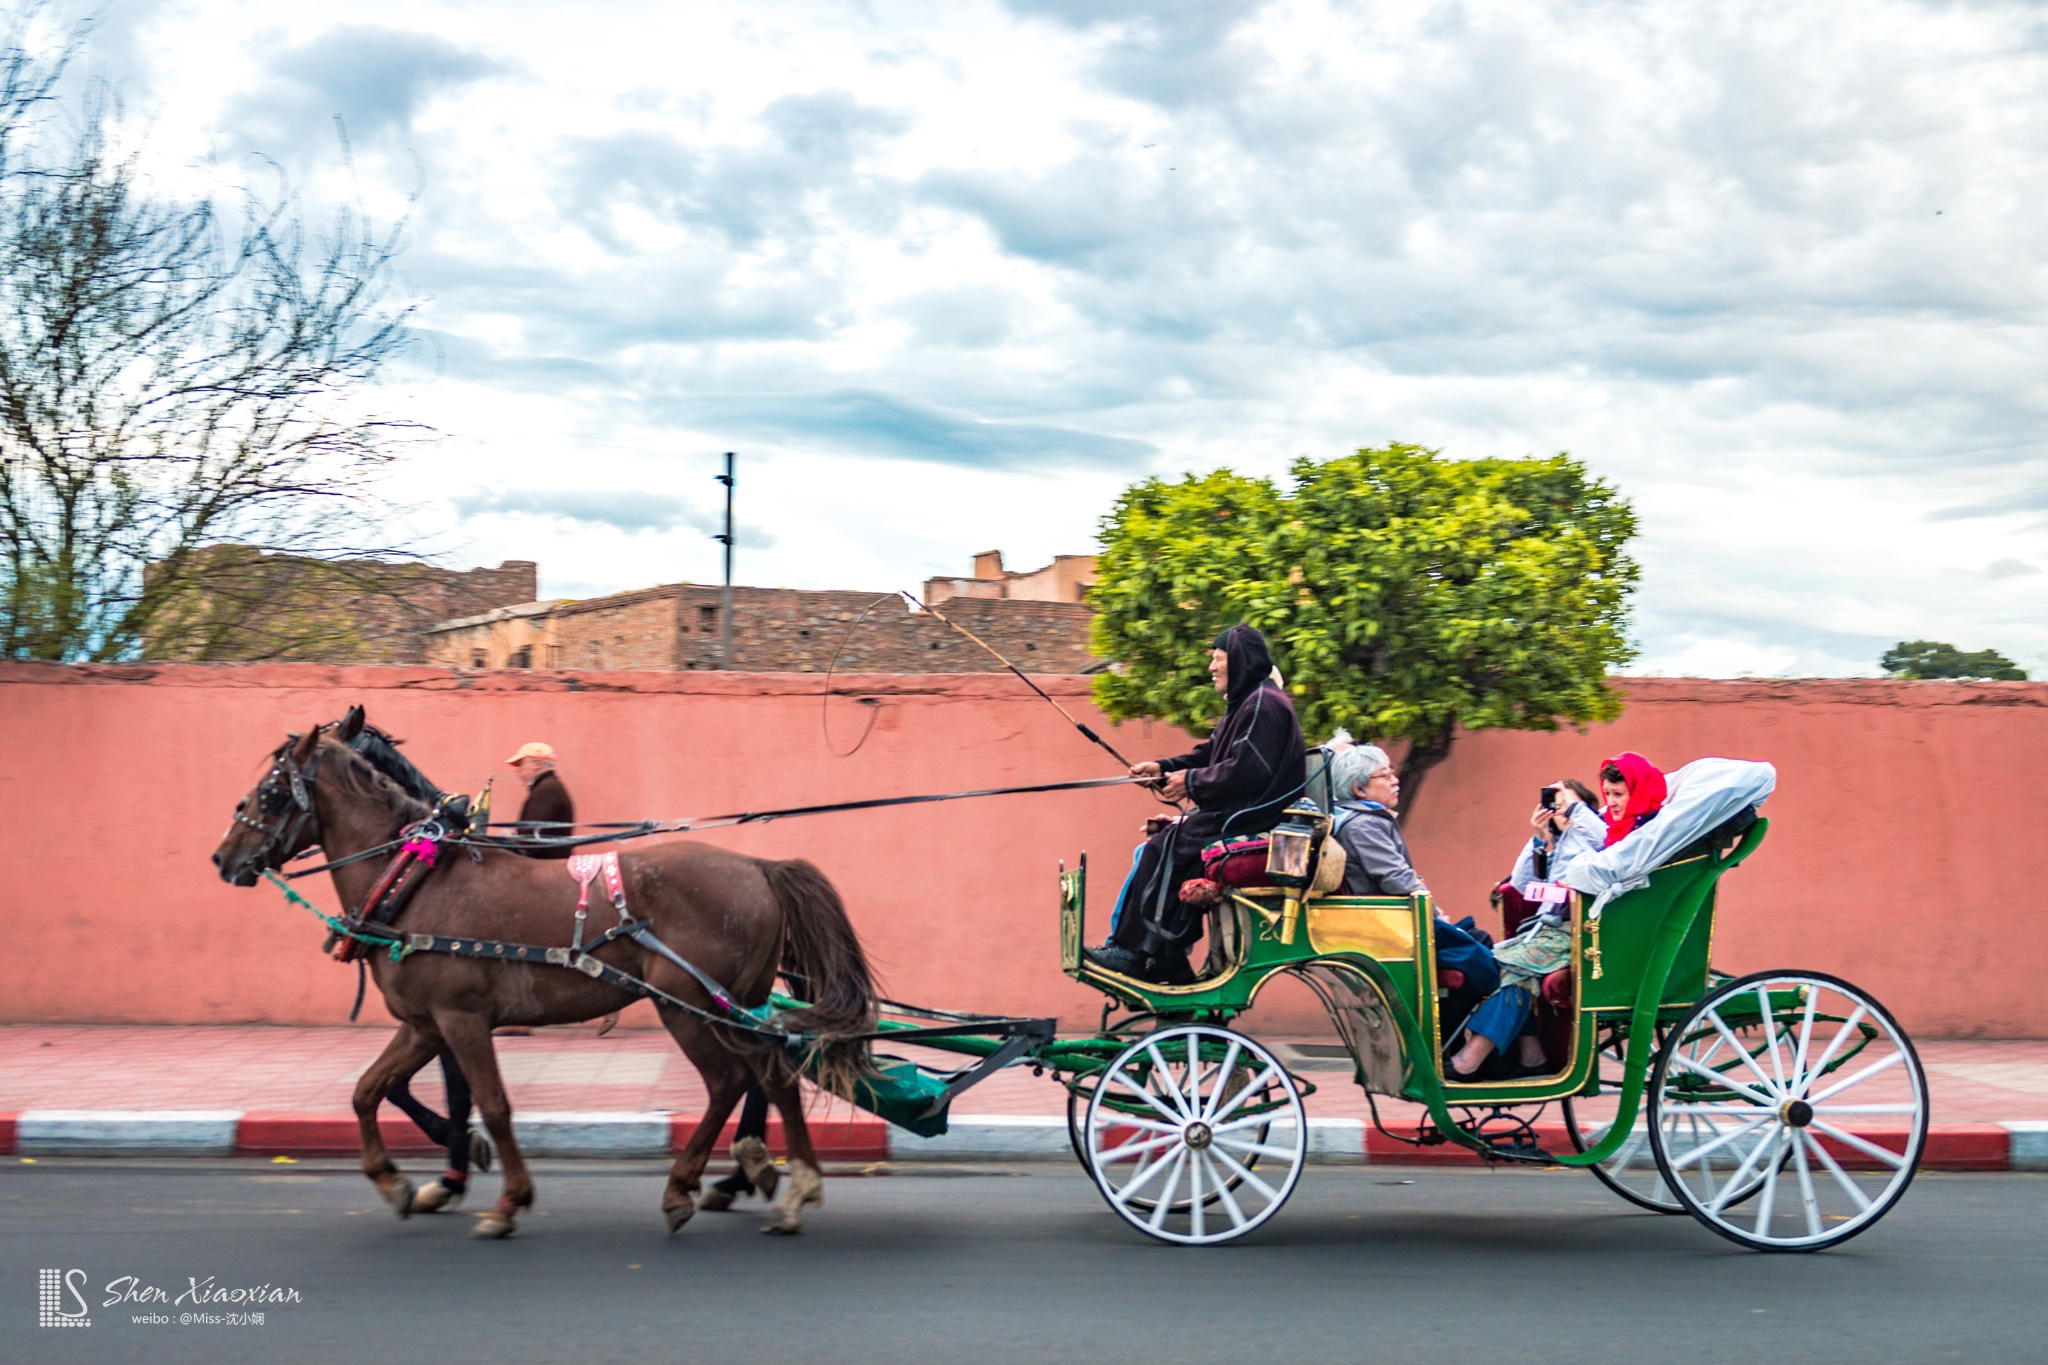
566, 851, 630, 920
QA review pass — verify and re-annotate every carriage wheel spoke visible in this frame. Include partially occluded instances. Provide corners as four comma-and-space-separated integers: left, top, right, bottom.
1094, 1111, 1182, 1135
1807, 1120, 1909, 1170
1211, 1111, 1279, 1137
1797, 1005, 1868, 1095
1108, 1068, 1188, 1126
1812, 1103, 1918, 1114
1200, 1041, 1243, 1123
1668, 1110, 1774, 1172
1756, 987, 1790, 1089
1704, 1123, 1781, 1213
1098, 1131, 1182, 1164
1658, 1103, 1773, 1116
1211, 1063, 1283, 1124
1806, 1049, 1905, 1105
1802, 1131, 1874, 1213
1668, 1048, 1777, 1107
1207, 1142, 1282, 1204
1110, 1143, 1181, 1204
1187, 1138, 1204, 1240
1750, 1129, 1785, 1236
1707, 1010, 1783, 1097
1142, 1044, 1194, 1121
1145, 1151, 1187, 1231
1208, 1158, 1251, 1229
1791, 1122, 1823, 1241
1214, 1137, 1301, 1163
1790, 986, 1820, 1093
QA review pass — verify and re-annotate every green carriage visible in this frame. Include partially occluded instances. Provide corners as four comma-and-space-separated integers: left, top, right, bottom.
847, 808, 1928, 1252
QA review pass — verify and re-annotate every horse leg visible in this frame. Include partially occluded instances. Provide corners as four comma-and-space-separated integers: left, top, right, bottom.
661, 1062, 748, 1235
761, 1074, 825, 1235
352, 1023, 443, 1219
436, 1014, 528, 1240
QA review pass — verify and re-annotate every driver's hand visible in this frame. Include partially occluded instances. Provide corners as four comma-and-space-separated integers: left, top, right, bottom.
1159, 770, 1189, 802
1129, 761, 1162, 780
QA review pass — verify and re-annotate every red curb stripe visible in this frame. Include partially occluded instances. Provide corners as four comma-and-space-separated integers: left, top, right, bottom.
669, 1114, 889, 1163
0, 1113, 15, 1156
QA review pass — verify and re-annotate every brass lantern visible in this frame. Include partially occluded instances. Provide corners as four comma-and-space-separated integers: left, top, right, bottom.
1265, 799, 1329, 945
1264, 802, 1321, 887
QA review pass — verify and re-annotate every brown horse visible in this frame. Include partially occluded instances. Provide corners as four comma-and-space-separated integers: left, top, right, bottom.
210, 705, 876, 1239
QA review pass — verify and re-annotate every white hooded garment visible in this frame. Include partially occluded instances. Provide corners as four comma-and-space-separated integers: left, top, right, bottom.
1561, 758, 1777, 919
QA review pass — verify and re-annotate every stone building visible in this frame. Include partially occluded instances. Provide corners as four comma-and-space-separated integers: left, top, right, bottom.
923, 550, 1095, 605
422, 552, 1101, 674
142, 547, 538, 665
424, 582, 1098, 673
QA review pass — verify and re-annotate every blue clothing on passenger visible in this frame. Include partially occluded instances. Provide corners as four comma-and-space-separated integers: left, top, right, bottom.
1433, 918, 1500, 998
1464, 984, 1538, 1053
1508, 801, 1607, 890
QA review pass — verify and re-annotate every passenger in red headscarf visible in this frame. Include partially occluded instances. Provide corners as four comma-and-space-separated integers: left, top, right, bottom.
1598, 752, 1668, 847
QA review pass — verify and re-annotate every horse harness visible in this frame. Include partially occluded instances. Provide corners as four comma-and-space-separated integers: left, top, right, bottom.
307, 829, 792, 1042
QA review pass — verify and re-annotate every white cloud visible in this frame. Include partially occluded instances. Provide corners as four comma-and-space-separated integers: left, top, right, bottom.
75, 0, 2048, 674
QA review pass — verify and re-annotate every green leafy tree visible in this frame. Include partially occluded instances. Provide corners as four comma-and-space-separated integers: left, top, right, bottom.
1090, 444, 1639, 821
1880, 640, 2027, 681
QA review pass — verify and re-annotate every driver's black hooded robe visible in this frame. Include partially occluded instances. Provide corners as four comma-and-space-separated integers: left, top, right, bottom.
1108, 624, 1306, 960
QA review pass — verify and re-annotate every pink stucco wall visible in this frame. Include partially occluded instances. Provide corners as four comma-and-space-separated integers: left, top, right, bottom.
1, 663, 2040, 1037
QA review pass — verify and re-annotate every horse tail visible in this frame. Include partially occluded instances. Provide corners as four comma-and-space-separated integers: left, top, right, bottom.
765, 858, 877, 1085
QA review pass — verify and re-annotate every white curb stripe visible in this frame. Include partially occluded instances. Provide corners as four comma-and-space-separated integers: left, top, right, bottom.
19, 1110, 242, 1156
2002, 1121, 2048, 1171
512, 1112, 672, 1158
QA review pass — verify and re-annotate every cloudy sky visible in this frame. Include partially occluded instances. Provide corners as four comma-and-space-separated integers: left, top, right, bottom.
70, 0, 2048, 676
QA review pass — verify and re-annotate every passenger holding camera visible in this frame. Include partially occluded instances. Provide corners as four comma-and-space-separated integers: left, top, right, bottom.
1500, 778, 1607, 933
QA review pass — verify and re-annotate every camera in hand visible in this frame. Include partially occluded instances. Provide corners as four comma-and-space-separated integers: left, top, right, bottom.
1540, 785, 1562, 809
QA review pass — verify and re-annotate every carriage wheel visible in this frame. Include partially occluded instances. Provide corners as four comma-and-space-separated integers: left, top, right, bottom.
1563, 1027, 1682, 1212
1648, 971, 1927, 1252
1565, 1025, 1773, 1214
1068, 1070, 1270, 1213
1082, 1025, 1304, 1245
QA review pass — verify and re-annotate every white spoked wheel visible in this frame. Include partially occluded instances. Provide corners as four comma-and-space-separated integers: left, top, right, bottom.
1566, 1026, 1773, 1215
1648, 971, 1928, 1252
1083, 1025, 1305, 1246
1563, 1028, 1683, 1212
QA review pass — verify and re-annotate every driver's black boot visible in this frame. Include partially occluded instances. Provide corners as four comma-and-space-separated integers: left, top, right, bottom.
1083, 943, 1147, 976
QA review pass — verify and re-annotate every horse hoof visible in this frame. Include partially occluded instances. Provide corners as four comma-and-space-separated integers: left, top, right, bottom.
664, 1202, 695, 1235
469, 1129, 495, 1174
761, 1216, 802, 1236
470, 1215, 516, 1240
383, 1177, 417, 1220
733, 1136, 780, 1200
411, 1179, 465, 1214
695, 1187, 735, 1213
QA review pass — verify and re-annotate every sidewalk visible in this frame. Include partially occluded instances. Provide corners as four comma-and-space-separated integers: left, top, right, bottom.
4, 1024, 2045, 1167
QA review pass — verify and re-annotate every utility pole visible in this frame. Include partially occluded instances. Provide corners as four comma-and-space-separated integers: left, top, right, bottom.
714, 452, 735, 670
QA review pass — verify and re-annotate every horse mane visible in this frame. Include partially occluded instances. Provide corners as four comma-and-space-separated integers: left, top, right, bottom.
325, 733, 434, 825
347, 724, 446, 805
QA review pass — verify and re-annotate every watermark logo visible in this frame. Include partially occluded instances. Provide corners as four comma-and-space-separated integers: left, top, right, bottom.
38, 1269, 91, 1328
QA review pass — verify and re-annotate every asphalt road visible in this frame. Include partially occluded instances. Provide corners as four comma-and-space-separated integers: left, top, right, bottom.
2, 1159, 2041, 1365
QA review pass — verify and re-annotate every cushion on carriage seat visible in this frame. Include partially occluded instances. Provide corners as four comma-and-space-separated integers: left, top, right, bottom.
1440, 969, 1466, 990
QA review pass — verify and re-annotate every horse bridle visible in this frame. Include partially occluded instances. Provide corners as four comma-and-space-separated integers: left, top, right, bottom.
234, 734, 326, 871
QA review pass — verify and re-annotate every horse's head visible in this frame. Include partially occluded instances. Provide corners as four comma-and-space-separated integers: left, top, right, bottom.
211, 705, 370, 886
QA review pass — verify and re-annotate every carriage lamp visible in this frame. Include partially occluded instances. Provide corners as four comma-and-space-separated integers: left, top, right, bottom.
1266, 800, 1327, 946
1264, 802, 1321, 886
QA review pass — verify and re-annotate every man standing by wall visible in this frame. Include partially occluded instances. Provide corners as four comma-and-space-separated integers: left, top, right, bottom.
507, 742, 575, 858
507, 740, 617, 1032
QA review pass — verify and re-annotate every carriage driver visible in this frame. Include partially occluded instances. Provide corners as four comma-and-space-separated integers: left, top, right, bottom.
1084, 624, 1306, 986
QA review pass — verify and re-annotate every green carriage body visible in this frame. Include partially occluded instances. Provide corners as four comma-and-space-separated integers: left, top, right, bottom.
1043, 819, 1763, 1161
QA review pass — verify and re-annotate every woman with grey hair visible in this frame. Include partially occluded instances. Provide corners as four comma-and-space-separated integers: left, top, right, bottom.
1328, 744, 1502, 1025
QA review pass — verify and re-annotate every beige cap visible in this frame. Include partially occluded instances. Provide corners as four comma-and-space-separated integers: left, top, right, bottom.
505, 741, 557, 765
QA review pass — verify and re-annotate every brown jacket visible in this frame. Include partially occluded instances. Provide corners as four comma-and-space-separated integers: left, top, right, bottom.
517, 769, 576, 859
